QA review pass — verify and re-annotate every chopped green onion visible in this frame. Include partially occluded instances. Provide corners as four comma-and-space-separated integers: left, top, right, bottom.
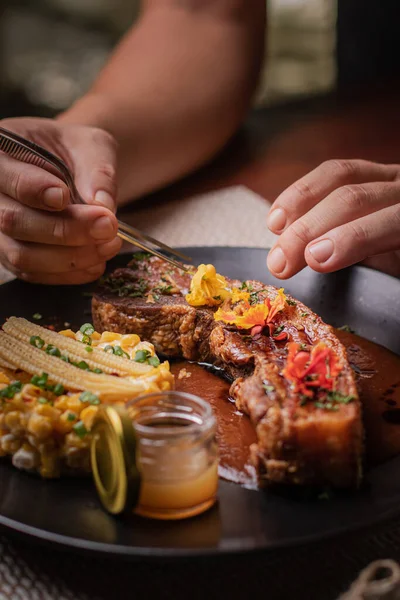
85, 346, 93, 353
31, 373, 49, 389
73, 421, 88, 439
93, 368, 103, 374
148, 356, 160, 367
79, 391, 100, 405
113, 345, 130, 359
104, 345, 114, 354
30, 336, 45, 349
67, 412, 76, 422
80, 323, 95, 336
45, 344, 61, 357
32, 313, 42, 321
0, 380, 22, 399
82, 334, 92, 346
53, 383, 65, 396
38, 397, 49, 404
60, 355, 69, 362
134, 349, 151, 363
76, 361, 90, 371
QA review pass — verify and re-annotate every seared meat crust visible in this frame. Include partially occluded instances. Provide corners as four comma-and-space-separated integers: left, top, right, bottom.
92, 257, 362, 488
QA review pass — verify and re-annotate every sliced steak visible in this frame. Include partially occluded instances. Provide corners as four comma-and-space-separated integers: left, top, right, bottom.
92, 255, 362, 488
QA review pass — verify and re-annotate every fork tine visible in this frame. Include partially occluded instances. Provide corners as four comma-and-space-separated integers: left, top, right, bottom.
116, 230, 190, 272
117, 221, 192, 262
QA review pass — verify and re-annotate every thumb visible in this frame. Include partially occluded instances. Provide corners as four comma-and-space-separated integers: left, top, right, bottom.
67, 127, 118, 213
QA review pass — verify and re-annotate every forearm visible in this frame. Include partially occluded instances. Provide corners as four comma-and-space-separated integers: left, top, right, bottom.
59, 1, 265, 204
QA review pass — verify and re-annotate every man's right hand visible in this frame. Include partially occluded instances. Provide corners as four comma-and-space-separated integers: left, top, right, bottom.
0, 117, 122, 285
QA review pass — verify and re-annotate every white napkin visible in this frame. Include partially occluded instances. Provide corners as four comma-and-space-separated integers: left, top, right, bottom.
126, 185, 277, 249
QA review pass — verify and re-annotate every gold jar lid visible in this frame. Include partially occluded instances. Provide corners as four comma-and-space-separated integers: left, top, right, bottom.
90, 405, 141, 515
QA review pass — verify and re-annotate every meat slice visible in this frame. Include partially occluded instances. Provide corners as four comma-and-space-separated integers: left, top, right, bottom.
92, 255, 363, 488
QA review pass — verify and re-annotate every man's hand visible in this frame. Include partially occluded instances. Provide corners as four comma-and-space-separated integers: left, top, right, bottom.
0, 118, 121, 284
266, 159, 400, 279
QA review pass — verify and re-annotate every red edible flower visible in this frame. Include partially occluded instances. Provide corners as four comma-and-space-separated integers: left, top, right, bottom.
283, 342, 342, 397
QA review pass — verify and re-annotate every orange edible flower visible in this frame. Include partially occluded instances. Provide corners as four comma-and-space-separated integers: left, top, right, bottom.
215, 288, 287, 332
266, 288, 286, 323
283, 342, 342, 397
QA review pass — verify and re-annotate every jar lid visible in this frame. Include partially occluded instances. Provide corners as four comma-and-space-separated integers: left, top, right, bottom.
90, 405, 141, 515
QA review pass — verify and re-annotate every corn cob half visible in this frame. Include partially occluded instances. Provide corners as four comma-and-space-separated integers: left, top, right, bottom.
0, 332, 173, 402
3, 318, 159, 378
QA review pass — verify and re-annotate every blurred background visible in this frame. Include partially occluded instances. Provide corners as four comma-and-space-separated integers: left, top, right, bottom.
0, 0, 399, 118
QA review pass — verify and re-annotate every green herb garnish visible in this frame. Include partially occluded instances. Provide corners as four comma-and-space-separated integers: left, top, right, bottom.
30, 336, 45, 349
113, 345, 130, 359
85, 346, 93, 353
80, 323, 95, 336
286, 299, 297, 306
67, 412, 76, 422
79, 391, 100, 405
53, 383, 65, 396
301, 312, 309, 318
75, 361, 90, 371
134, 349, 151, 363
148, 356, 160, 367
30, 373, 48, 389
32, 313, 42, 321
45, 345, 61, 357
73, 421, 88, 439
0, 380, 22, 400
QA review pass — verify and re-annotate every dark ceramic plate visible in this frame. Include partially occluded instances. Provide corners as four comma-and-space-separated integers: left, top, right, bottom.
0, 247, 400, 559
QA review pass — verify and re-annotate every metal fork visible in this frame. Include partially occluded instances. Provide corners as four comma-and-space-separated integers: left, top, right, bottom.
0, 126, 191, 272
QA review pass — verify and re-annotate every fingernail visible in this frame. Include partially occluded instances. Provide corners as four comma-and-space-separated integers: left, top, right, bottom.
308, 239, 334, 263
87, 263, 105, 275
42, 187, 65, 209
268, 246, 287, 274
90, 216, 115, 240
97, 237, 122, 258
94, 190, 115, 212
267, 208, 287, 232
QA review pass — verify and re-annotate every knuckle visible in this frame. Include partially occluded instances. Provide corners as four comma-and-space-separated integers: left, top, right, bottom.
292, 179, 315, 202
6, 244, 26, 271
328, 159, 360, 180
94, 163, 116, 183
336, 184, 368, 210
0, 204, 20, 236
347, 221, 369, 245
289, 219, 312, 245
91, 128, 117, 152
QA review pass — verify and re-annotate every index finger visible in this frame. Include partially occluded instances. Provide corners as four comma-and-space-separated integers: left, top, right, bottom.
267, 159, 399, 234
0, 153, 70, 211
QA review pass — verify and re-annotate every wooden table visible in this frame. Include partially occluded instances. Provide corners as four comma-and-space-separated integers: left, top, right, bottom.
1, 82, 400, 600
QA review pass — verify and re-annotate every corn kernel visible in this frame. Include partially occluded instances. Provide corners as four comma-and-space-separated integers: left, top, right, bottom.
4, 411, 23, 433
80, 406, 98, 430
27, 413, 53, 440
36, 405, 61, 421
54, 411, 76, 435
1, 433, 21, 454
59, 329, 76, 339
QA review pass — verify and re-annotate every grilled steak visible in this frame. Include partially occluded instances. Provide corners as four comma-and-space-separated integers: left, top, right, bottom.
92, 255, 363, 488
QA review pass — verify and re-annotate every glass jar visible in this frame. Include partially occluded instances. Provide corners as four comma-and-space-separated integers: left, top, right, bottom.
91, 391, 218, 520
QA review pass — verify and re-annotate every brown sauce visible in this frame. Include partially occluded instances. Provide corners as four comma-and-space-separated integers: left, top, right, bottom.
336, 330, 400, 465
173, 330, 400, 488
171, 362, 258, 489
